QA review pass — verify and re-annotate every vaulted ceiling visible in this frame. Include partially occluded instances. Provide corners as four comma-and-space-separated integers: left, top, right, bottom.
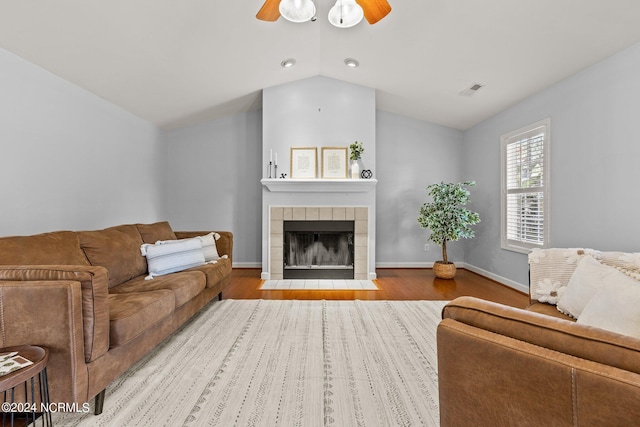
2, 1, 640, 130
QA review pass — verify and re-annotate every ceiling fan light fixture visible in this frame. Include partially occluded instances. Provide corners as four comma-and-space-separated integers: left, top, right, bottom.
279, 0, 316, 23
328, 0, 364, 28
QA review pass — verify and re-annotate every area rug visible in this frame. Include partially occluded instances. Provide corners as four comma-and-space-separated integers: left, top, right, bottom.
53, 299, 448, 427
260, 279, 378, 290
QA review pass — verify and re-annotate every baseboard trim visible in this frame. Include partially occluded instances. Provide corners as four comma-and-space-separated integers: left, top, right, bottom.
375, 262, 528, 294
233, 262, 262, 269
375, 262, 465, 269
462, 263, 529, 294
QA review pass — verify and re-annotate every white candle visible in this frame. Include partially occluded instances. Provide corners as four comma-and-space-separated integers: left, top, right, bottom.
275, 153, 277, 166
270, 149, 273, 162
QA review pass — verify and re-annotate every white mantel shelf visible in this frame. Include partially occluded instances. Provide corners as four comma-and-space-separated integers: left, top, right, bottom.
261, 178, 377, 193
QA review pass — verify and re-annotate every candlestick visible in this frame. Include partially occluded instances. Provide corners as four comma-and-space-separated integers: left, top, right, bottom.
267, 161, 273, 179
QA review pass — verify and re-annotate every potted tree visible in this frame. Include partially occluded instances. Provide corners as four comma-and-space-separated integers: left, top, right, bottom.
417, 181, 480, 279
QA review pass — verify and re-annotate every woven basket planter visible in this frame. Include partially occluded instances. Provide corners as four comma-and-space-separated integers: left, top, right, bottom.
433, 261, 456, 279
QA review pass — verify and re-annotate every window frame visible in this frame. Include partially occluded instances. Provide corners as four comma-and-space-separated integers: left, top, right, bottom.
500, 118, 551, 254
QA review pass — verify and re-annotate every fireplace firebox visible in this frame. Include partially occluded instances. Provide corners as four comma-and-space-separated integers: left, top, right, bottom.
283, 220, 354, 279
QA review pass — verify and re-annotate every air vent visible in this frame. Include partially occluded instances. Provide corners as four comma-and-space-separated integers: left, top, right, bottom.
460, 83, 485, 97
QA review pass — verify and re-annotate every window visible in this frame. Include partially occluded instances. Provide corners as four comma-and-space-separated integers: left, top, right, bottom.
501, 118, 550, 253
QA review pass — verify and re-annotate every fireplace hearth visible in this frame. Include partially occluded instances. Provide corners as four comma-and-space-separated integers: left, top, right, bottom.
284, 220, 354, 279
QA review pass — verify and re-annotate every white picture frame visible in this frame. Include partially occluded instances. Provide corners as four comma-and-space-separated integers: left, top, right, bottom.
321, 147, 348, 178
290, 147, 317, 179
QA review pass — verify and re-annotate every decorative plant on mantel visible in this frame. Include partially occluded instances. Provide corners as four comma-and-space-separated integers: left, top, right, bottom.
417, 181, 481, 279
349, 141, 364, 161
349, 141, 365, 179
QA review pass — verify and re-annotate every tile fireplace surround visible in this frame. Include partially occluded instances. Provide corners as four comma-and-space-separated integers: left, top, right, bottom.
261, 179, 377, 280
269, 206, 369, 280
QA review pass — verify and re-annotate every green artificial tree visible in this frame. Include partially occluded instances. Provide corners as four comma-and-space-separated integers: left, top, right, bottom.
417, 181, 481, 274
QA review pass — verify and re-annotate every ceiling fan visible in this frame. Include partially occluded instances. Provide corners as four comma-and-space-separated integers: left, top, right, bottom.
256, 0, 391, 28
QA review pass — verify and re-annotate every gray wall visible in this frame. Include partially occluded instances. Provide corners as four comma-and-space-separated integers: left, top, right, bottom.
163, 78, 467, 270
164, 111, 262, 266
463, 40, 640, 289
0, 48, 165, 236
6, 35, 639, 288
376, 111, 464, 266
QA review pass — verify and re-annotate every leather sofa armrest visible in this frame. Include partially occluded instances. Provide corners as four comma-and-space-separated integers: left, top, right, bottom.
442, 296, 640, 375
174, 231, 234, 263
437, 317, 640, 426
0, 280, 89, 404
0, 265, 110, 363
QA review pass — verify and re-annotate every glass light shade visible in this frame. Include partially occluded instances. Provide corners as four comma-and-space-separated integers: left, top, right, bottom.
279, 0, 316, 23
328, 0, 364, 28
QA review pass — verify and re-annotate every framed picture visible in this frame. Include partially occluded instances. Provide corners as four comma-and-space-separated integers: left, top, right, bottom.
321, 147, 348, 178
290, 147, 317, 179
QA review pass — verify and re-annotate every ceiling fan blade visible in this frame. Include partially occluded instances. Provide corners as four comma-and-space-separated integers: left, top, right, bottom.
356, 0, 392, 25
256, 0, 281, 22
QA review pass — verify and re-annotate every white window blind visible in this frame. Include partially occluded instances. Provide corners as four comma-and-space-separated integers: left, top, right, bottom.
501, 119, 550, 253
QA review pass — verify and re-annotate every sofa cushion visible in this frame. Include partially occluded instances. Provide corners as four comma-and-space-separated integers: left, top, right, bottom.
528, 248, 591, 303
108, 290, 175, 348
526, 302, 575, 321
578, 274, 640, 338
78, 225, 147, 288
557, 255, 638, 318
0, 231, 89, 266
136, 221, 177, 244
185, 256, 232, 290
141, 238, 206, 278
111, 271, 206, 308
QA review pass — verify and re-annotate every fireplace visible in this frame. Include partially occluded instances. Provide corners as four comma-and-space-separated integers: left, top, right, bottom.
265, 205, 371, 280
284, 220, 354, 279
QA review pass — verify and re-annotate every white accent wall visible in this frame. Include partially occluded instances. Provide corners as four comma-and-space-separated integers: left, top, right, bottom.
0, 48, 165, 236
262, 76, 376, 178
261, 76, 377, 278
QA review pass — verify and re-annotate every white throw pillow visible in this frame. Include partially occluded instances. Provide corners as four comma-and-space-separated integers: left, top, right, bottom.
577, 276, 640, 339
197, 232, 221, 262
557, 255, 635, 318
140, 238, 205, 279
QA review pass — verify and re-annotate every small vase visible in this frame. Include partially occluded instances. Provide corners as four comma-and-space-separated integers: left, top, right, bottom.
351, 160, 360, 179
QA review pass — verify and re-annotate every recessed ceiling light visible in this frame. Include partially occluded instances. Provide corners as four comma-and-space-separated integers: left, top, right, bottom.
344, 58, 359, 68
281, 58, 296, 68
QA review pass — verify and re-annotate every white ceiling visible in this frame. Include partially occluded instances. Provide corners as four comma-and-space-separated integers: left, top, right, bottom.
2, 1, 640, 131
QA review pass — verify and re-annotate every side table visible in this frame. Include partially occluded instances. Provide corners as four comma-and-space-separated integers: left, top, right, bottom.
0, 346, 51, 427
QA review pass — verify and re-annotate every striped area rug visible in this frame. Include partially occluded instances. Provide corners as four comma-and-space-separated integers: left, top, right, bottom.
54, 299, 447, 427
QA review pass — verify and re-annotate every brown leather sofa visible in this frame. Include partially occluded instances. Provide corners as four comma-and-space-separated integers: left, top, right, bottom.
437, 249, 640, 427
0, 221, 232, 413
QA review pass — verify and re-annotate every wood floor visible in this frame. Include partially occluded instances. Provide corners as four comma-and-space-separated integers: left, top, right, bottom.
224, 268, 529, 309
